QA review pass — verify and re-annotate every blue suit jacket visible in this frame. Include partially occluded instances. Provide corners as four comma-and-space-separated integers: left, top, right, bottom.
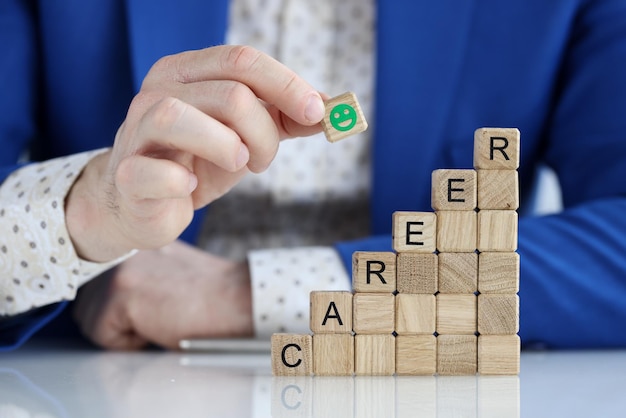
2, 0, 626, 349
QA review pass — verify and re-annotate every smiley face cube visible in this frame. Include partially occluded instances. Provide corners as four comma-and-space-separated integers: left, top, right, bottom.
321, 92, 368, 142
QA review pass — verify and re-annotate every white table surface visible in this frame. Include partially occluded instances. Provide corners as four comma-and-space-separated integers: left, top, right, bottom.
1, 340, 625, 418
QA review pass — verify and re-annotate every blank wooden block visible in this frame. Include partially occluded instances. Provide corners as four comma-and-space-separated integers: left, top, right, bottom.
478, 252, 520, 294
396, 253, 438, 294
320, 92, 368, 143
392, 211, 437, 253
477, 169, 519, 210
310, 291, 353, 334
395, 294, 436, 335
354, 334, 396, 375
474, 128, 520, 170
352, 293, 395, 334
432, 169, 477, 211
313, 334, 354, 376
352, 251, 396, 293
478, 210, 518, 252
271, 334, 313, 376
436, 211, 477, 252
437, 335, 477, 375
478, 335, 520, 375
478, 294, 519, 335
436, 294, 477, 335
438, 252, 478, 293
396, 335, 437, 375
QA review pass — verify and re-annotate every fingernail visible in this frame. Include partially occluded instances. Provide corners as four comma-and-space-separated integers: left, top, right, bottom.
304, 94, 325, 123
235, 144, 250, 169
188, 173, 198, 193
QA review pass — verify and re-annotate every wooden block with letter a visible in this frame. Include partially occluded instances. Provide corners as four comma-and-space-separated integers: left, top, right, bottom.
438, 252, 478, 294
436, 211, 477, 252
320, 92, 368, 142
477, 210, 518, 252
395, 294, 436, 335
271, 334, 313, 376
431, 169, 477, 211
396, 334, 437, 376
396, 253, 438, 294
437, 335, 477, 375
392, 211, 437, 253
352, 251, 396, 293
478, 252, 520, 294
354, 334, 396, 375
477, 294, 520, 335
310, 291, 353, 334
473, 127, 520, 169
478, 335, 520, 375
313, 334, 354, 376
477, 169, 519, 210
352, 293, 396, 334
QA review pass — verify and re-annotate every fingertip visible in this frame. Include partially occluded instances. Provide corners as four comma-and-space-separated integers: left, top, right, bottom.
188, 172, 198, 193
304, 93, 325, 124
235, 143, 250, 170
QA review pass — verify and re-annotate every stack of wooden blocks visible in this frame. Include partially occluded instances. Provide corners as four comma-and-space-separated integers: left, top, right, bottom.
272, 127, 520, 377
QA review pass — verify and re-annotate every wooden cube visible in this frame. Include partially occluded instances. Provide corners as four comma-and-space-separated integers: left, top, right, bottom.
395, 294, 436, 335
436, 211, 477, 252
271, 334, 313, 376
473, 128, 520, 170
320, 92, 368, 142
478, 294, 519, 335
431, 169, 477, 211
352, 293, 395, 334
392, 211, 437, 253
396, 253, 438, 294
310, 291, 353, 334
352, 251, 396, 293
437, 335, 477, 375
271, 376, 313, 418
478, 335, 520, 375
313, 334, 354, 376
478, 252, 520, 294
478, 210, 518, 252
436, 294, 477, 335
477, 169, 519, 210
438, 252, 478, 294
354, 334, 396, 375
396, 335, 437, 375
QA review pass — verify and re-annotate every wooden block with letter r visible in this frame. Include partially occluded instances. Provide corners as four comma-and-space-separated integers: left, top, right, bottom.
396, 253, 438, 294
392, 211, 437, 253
355, 334, 396, 375
437, 335, 478, 375
352, 251, 396, 293
431, 169, 477, 211
478, 335, 520, 375
320, 92, 368, 143
477, 210, 518, 252
271, 334, 313, 376
313, 334, 354, 376
310, 291, 353, 334
477, 294, 520, 335
474, 127, 520, 170
352, 293, 396, 334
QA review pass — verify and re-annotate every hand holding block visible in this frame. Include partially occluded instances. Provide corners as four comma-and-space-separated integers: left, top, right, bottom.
437, 335, 478, 375
478, 335, 520, 375
396, 253, 438, 294
313, 334, 354, 376
478, 252, 520, 294
320, 92, 368, 142
352, 293, 396, 334
474, 128, 520, 169
271, 334, 313, 376
438, 252, 478, 294
432, 169, 477, 211
310, 291, 353, 334
395, 335, 437, 375
352, 251, 396, 293
477, 170, 519, 210
392, 211, 437, 253
354, 334, 396, 375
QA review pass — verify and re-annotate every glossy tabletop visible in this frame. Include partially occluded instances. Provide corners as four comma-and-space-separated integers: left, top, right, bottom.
1, 340, 625, 418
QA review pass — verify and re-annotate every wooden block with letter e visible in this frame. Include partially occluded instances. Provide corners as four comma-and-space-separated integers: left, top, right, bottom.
392, 211, 437, 253
432, 169, 477, 211
354, 334, 396, 375
313, 334, 354, 376
352, 293, 395, 334
438, 252, 478, 294
320, 92, 368, 143
437, 335, 477, 375
436, 210, 477, 252
310, 291, 353, 334
352, 251, 396, 293
396, 253, 438, 294
477, 210, 518, 252
477, 294, 520, 335
395, 294, 436, 335
478, 252, 520, 294
477, 169, 519, 210
436, 294, 477, 335
395, 334, 437, 375
478, 335, 521, 375
474, 127, 520, 170
271, 334, 313, 376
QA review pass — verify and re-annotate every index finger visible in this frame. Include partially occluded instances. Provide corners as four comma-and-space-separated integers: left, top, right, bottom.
146, 45, 326, 126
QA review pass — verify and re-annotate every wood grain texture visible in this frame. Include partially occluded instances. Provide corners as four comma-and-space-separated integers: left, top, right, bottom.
477, 210, 518, 252
352, 293, 396, 334
473, 128, 520, 169
431, 169, 477, 211
438, 252, 478, 294
313, 333, 354, 376
271, 333, 313, 376
477, 294, 519, 335
437, 335, 478, 376
396, 253, 438, 294
396, 335, 437, 375
354, 334, 396, 375
436, 211, 477, 252
310, 291, 353, 334
395, 294, 436, 335
392, 211, 437, 253
477, 169, 519, 210
352, 251, 397, 293
436, 294, 477, 335
478, 252, 520, 294
320, 92, 368, 142
478, 335, 520, 375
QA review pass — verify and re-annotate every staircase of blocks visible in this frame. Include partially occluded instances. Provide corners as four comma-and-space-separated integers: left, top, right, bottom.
271, 127, 520, 376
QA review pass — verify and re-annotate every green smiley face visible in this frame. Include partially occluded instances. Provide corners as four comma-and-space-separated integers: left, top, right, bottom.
330, 104, 357, 132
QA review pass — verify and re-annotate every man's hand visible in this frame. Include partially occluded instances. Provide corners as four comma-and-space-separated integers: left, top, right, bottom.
65, 46, 325, 262
72, 240, 253, 350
